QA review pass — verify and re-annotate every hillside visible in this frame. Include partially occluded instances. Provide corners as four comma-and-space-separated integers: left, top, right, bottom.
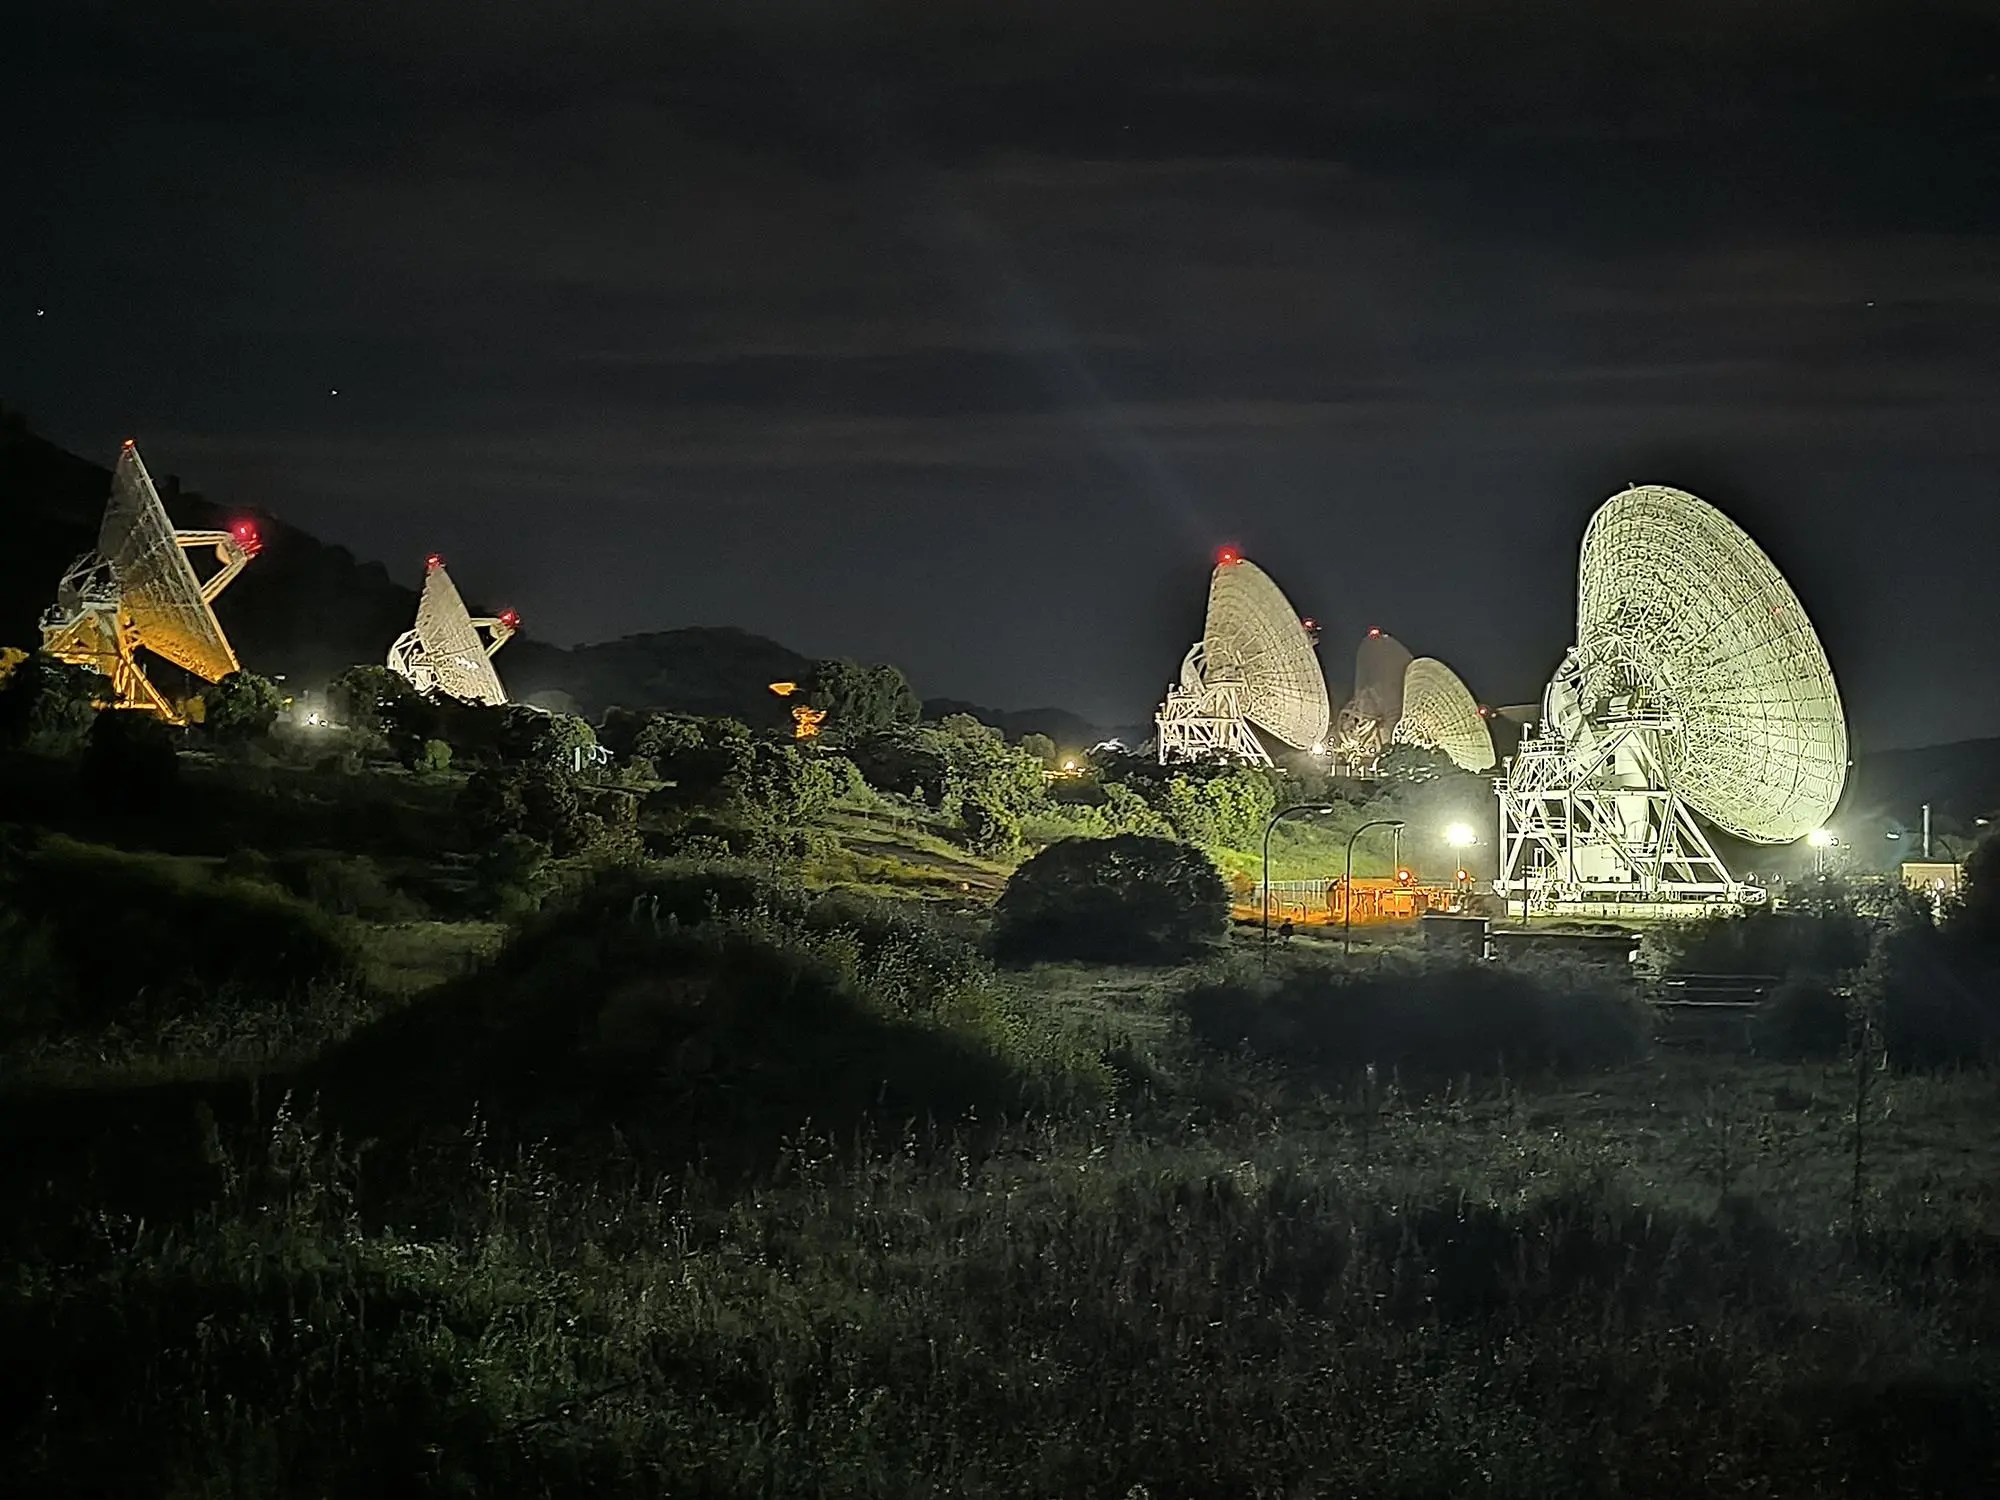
2, 423, 855, 729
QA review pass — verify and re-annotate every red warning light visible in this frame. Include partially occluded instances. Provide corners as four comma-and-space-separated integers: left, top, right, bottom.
498, 609, 520, 629
1216, 546, 1240, 566
121, 438, 136, 449
1367, 626, 1382, 638
1477, 705, 1491, 717
1301, 616, 1317, 629
230, 520, 262, 557
425, 553, 444, 572
1396, 867, 1414, 885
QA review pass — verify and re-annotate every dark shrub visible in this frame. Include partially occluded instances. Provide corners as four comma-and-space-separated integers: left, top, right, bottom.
1182, 956, 1649, 1082
994, 834, 1228, 964
291, 852, 419, 921
81, 711, 180, 813
0, 652, 99, 752
1867, 911, 2000, 1069
1749, 972, 1849, 1060
0, 839, 350, 1041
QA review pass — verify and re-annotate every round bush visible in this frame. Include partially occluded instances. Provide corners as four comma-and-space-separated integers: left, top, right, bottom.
993, 834, 1228, 964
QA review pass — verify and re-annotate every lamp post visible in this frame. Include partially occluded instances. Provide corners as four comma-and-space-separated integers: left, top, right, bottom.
1262, 802, 1341, 965
1344, 818, 1406, 956
1807, 826, 1835, 876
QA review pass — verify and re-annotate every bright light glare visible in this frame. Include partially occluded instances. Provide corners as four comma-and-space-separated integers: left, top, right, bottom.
1444, 821, 1477, 848
1807, 828, 1835, 848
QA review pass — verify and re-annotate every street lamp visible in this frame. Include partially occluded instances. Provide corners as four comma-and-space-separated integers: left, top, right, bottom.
1807, 826, 1835, 875
1344, 818, 1406, 956
1445, 822, 1477, 850
1261, 802, 1341, 964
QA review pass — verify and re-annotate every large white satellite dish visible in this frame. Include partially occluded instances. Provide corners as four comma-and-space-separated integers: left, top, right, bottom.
386, 555, 517, 706
40, 442, 259, 721
1156, 550, 1329, 765
1497, 484, 1847, 907
1330, 628, 1411, 774
1393, 657, 1496, 772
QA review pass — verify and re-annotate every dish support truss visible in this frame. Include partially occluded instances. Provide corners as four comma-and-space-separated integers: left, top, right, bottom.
386, 615, 516, 703
1156, 643, 1271, 765
39, 528, 257, 724
1495, 710, 1760, 908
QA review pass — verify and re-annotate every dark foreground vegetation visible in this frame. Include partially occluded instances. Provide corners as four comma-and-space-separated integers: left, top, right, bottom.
5, 656, 2000, 1495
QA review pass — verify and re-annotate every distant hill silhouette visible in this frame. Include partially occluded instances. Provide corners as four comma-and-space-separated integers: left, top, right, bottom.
0, 419, 1031, 732
1846, 738, 2000, 824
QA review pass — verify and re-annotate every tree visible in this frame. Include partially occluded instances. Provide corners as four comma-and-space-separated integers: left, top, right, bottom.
0, 652, 101, 752
327, 665, 420, 740
414, 738, 453, 776
200, 670, 285, 743
1019, 732, 1059, 768
1952, 831, 2000, 947
993, 834, 1230, 963
806, 659, 921, 735
1161, 767, 1277, 851
499, 707, 597, 769
645, 715, 757, 804
459, 763, 594, 854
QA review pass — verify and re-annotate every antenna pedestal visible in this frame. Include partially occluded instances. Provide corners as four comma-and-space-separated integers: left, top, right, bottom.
1495, 720, 1761, 909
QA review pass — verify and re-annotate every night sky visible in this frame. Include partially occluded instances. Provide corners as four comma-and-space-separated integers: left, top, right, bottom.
6, 2, 1997, 747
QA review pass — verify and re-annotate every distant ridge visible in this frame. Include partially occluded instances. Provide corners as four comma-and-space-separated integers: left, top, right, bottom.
0, 419, 1104, 735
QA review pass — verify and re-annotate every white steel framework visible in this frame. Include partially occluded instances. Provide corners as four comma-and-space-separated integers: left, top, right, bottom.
386, 555, 516, 705
1496, 485, 1847, 910
39, 442, 259, 722
1156, 552, 1328, 765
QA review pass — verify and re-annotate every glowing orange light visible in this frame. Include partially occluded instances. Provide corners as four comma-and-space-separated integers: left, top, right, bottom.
1396, 867, 1414, 885
768, 681, 799, 697
1456, 869, 1470, 882
122, 438, 135, 449
791, 704, 826, 740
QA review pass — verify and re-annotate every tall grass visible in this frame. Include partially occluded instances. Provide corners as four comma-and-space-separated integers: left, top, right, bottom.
1182, 953, 1651, 1085
6, 1096, 1997, 1497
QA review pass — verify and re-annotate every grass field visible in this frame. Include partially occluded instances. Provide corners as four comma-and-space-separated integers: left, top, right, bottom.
3, 747, 1998, 1496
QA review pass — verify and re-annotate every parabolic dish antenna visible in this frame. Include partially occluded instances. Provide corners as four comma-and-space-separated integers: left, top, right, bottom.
1574, 485, 1846, 842
1393, 657, 1496, 772
1497, 484, 1847, 907
1331, 628, 1412, 773
386, 556, 516, 706
1156, 551, 1328, 764
40, 442, 259, 721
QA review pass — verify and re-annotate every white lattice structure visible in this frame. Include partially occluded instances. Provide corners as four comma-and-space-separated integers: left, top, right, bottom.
1156, 551, 1329, 765
1497, 485, 1847, 909
40, 442, 259, 720
1394, 657, 1496, 772
386, 556, 517, 705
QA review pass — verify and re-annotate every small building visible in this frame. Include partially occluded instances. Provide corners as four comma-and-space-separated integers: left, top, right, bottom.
1900, 861, 1964, 900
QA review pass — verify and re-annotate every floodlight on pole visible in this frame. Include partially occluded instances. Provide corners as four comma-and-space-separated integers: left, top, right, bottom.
1344, 818, 1405, 957
1445, 822, 1477, 849
1262, 802, 1341, 968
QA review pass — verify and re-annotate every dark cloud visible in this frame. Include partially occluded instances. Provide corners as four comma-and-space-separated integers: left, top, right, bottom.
5, 1, 1998, 745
